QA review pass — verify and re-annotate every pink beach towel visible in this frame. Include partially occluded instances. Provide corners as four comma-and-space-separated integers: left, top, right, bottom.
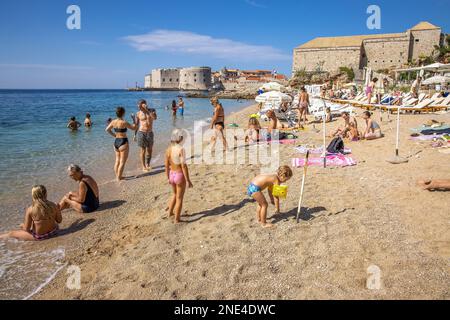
409, 135, 444, 141
295, 146, 352, 154
292, 154, 357, 168
258, 139, 297, 145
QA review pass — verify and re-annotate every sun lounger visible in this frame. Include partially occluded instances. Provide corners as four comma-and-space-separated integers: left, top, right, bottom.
429, 98, 445, 106
417, 93, 427, 103
402, 96, 419, 106
402, 98, 434, 113
379, 98, 424, 112
428, 96, 450, 111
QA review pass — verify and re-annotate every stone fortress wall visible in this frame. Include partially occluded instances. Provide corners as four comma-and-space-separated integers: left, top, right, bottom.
148, 67, 212, 91
292, 22, 443, 75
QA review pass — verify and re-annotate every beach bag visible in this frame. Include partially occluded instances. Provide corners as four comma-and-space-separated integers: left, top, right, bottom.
327, 137, 344, 154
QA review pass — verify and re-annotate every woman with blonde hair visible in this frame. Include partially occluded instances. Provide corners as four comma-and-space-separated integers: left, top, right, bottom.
0, 185, 62, 241
165, 129, 193, 224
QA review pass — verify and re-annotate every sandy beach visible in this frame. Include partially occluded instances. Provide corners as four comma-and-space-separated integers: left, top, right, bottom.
32, 104, 449, 300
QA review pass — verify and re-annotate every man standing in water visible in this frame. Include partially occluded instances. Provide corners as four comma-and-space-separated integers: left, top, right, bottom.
178, 97, 185, 117
134, 99, 157, 171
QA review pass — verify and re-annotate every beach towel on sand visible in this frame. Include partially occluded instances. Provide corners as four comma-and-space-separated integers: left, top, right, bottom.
409, 134, 446, 141
292, 154, 357, 168
410, 124, 450, 133
421, 128, 450, 136
295, 145, 352, 154
259, 139, 297, 145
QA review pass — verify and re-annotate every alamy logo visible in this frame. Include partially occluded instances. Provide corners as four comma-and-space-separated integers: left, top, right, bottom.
366, 265, 382, 290
366, 5, 381, 30
66, 265, 81, 290
66, 5, 81, 30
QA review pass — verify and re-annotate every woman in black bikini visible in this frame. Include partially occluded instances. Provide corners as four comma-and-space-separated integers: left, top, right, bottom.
210, 98, 228, 151
106, 107, 137, 181
59, 164, 100, 213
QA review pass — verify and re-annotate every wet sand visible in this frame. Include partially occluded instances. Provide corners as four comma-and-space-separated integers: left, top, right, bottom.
33, 105, 449, 300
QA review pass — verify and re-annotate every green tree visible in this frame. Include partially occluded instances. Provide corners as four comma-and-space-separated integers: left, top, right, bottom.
339, 66, 355, 81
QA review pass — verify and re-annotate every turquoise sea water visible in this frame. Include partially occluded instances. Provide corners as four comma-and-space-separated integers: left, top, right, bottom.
0, 89, 252, 299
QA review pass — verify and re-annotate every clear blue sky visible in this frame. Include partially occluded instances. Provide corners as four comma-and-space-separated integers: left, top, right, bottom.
0, 0, 448, 89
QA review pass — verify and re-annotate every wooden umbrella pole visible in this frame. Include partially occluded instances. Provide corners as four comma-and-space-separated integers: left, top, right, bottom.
296, 151, 310, 223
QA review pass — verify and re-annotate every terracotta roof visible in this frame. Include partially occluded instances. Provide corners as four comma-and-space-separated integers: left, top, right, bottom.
410, 21, 440, 31
297, 33, 406, 49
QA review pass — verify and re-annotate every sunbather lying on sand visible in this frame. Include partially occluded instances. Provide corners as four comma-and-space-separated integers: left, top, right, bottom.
417, 179, 450, 191
247, 166, 293, 228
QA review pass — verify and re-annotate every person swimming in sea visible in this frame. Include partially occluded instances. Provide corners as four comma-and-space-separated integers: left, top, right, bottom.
171, 100, 178, 119
165, 129, 193, 224
247, 166, 293, 228
0, 185, 62, 241
67, 117, 82, 131
106, 107, 138, 181
59, 164, 100, 213
84, 113, 92, 127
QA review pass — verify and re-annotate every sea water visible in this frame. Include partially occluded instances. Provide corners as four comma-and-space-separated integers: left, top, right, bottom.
0, 89, 252, 299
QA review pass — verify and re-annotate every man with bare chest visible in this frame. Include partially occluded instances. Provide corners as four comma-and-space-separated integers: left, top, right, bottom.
134, 99, 157, 171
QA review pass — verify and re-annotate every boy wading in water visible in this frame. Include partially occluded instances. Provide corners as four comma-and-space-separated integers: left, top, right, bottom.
134, 99, 157, 172
247, 166, 293, 228
165, 129, 193, 223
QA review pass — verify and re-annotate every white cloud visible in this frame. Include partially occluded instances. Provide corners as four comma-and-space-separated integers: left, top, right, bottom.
0, 64, 93, 71
245, 0, 267, 8
123, 30, 290, 62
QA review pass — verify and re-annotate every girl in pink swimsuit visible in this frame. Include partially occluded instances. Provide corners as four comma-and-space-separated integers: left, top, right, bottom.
165, 129, 193, 223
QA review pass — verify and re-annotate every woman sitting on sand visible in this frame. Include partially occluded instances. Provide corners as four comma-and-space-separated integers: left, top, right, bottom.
59, 164, 100, 214
245, 117, 261, 144
165, 129, 193, 224
106, 107, 137, 181
265, 110, 281, 141
330, 112, 358, 138
0, 186, 62, 241
361, 111, 382, 140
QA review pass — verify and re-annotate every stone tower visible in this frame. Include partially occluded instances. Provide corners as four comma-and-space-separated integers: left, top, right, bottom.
408, 22, 442, 61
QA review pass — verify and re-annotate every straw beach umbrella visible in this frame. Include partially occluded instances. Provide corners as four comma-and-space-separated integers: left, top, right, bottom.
259, 82, 285, 92
422, 75, 450, 85
255, 91, 292, 104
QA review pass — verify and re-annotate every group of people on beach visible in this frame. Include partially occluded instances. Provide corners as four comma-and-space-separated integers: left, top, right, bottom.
329, 110, 383, 141
2, 94, 290, 242
3, 85, 449, 241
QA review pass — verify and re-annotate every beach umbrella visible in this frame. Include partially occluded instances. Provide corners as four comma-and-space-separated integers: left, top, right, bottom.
255, 91, 292, 104
259, 82, 285, 92
296, 151, 310, 223
422, 75, 450, 85
321, 99, 327, 168
386, 107, 408, 164
421, 62, 450, 72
